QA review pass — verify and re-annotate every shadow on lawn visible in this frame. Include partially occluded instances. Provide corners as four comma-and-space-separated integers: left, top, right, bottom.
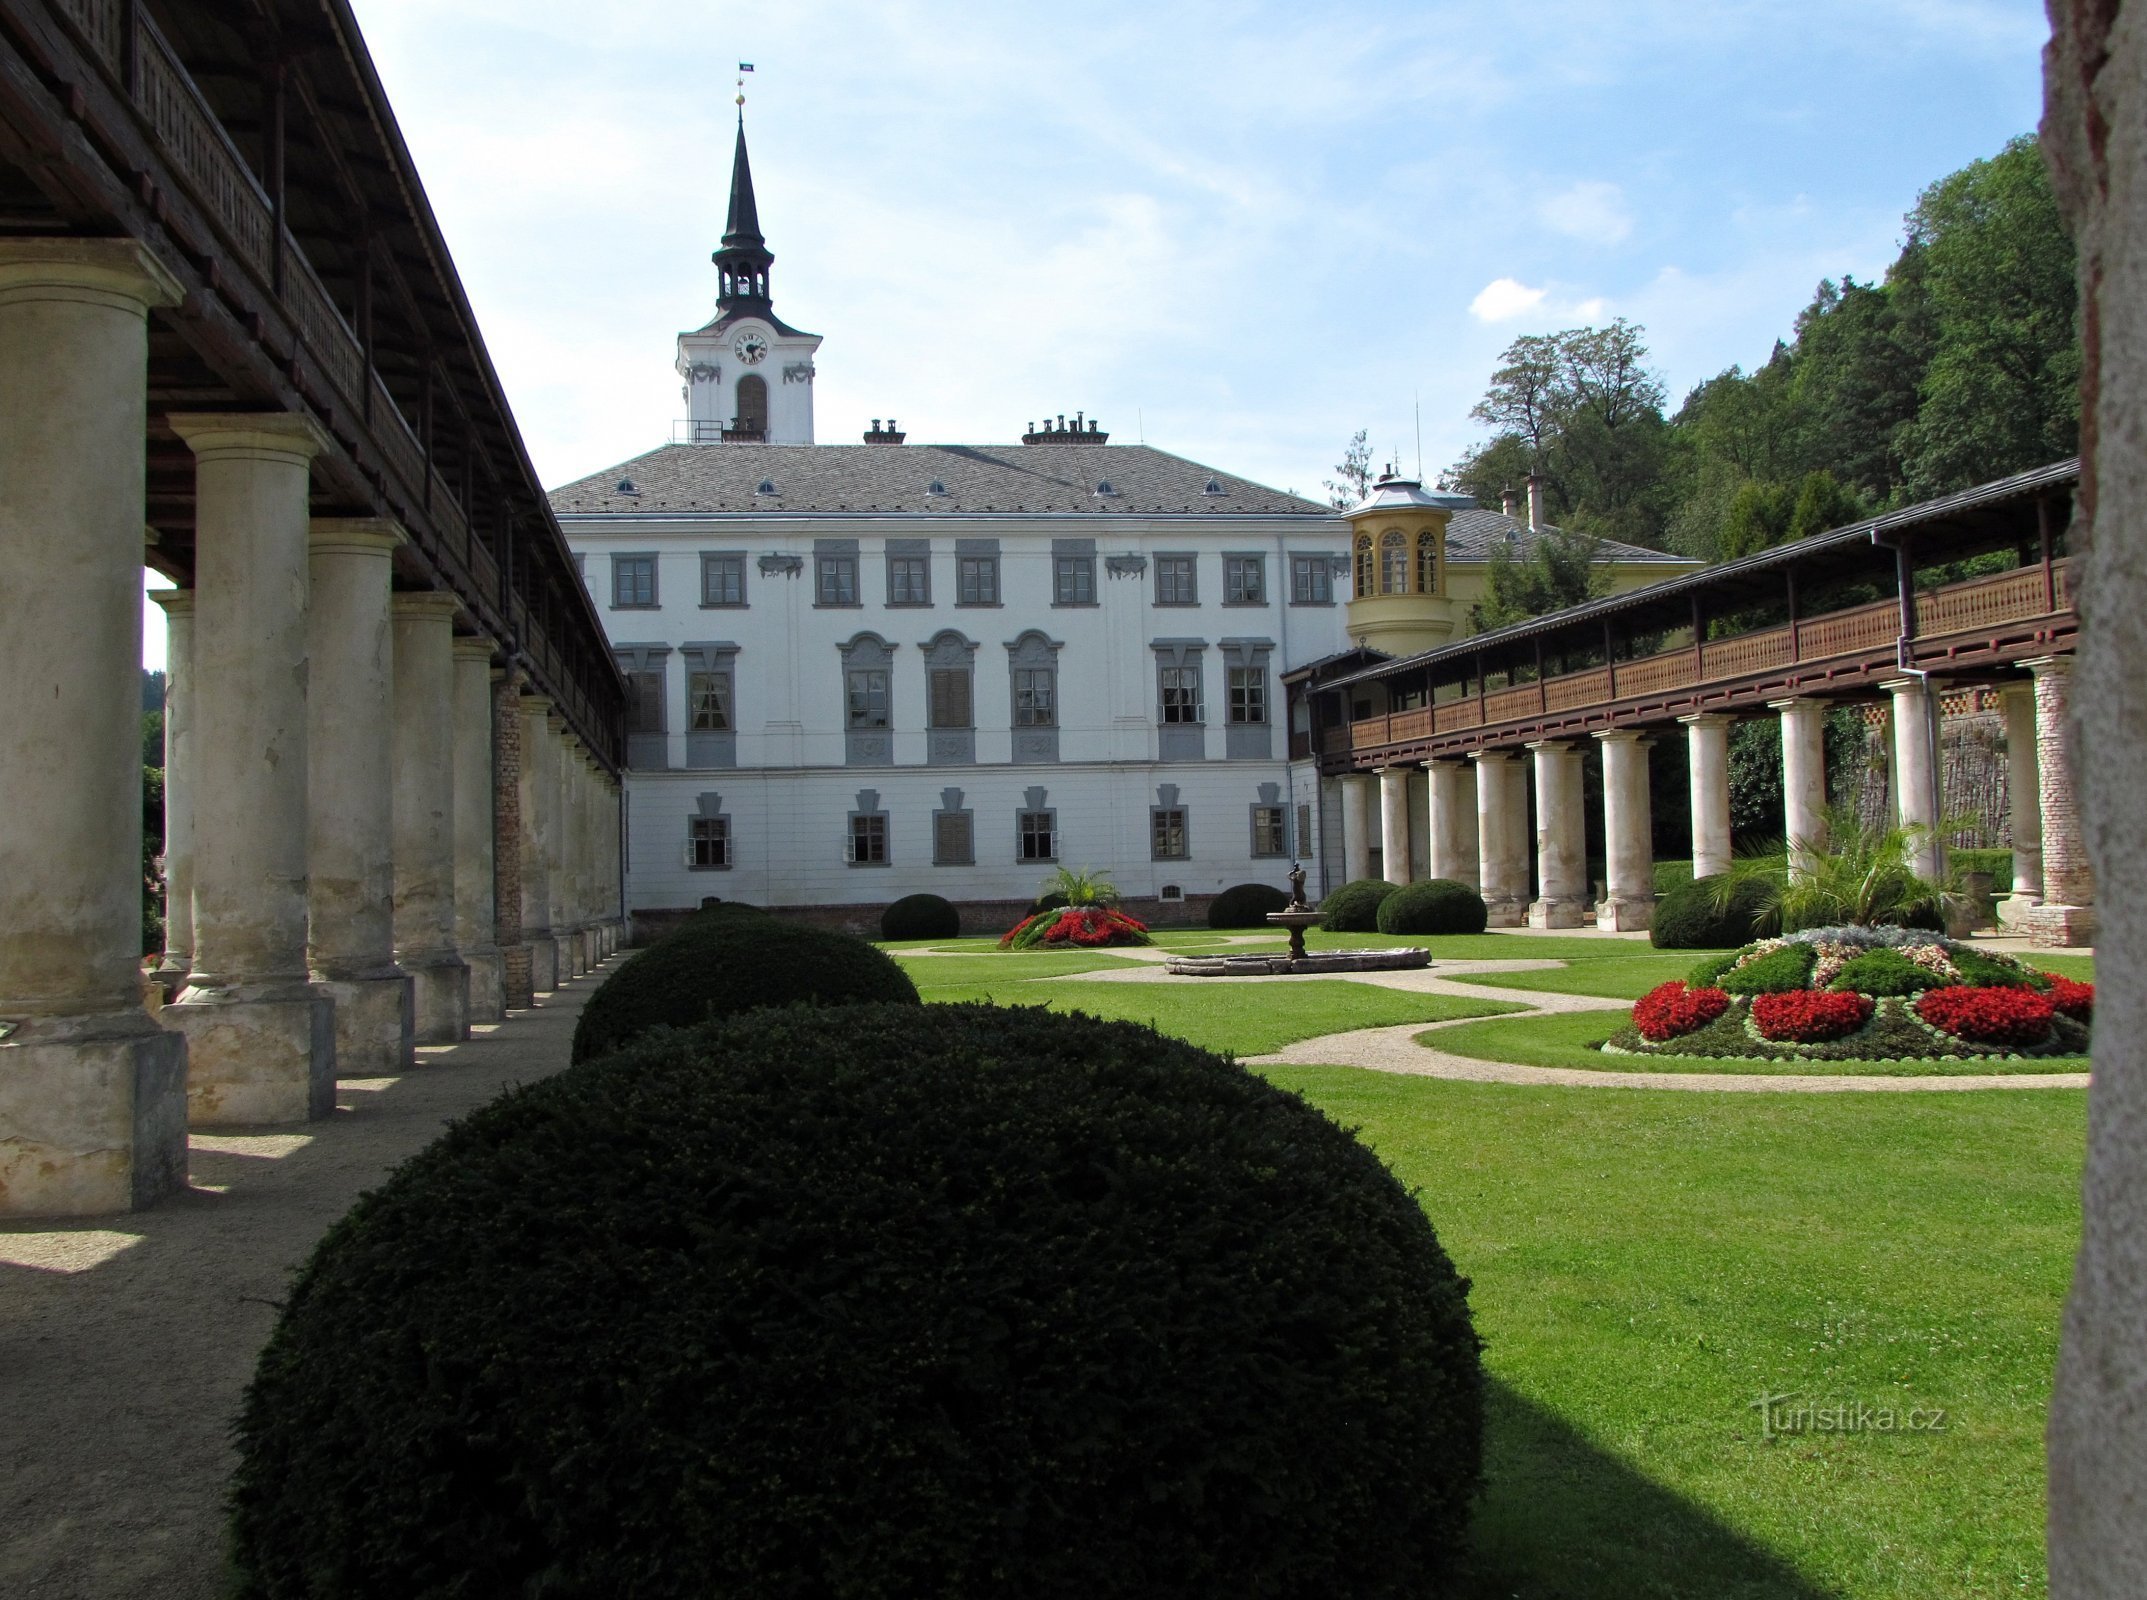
1457, 1378, 1839, 1599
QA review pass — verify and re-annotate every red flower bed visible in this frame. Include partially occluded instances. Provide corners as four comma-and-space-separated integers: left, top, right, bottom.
1632, 981, 1731, 1042
999, 905, 1151, 950
2047, 975, 2094, 1022
1916, 984, 2056, 1046
1751, 989, 1874, 1043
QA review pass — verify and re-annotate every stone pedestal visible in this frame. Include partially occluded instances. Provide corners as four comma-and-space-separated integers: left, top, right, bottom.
307, 519, 413, 1075
519, 694, 559, 994
1771, 697, 1828, 881
1527, 740, 1588, 928
2022, 657, 2095, 946
150, 589, 195, 998
1596, 730, 1655, 931
1426, 759, 1479, 887
451, 637, 504, 1021
1680, 713, 1734, 881
1882, 678, 1943, 882
1471, 750, 1529, 927
0, 240, 190, 1211
1341, 773, 1374, 886
1995, 682, 2043, 929
1378, 766, 1413, 887
163, 413, 337, 1126
391, 594, 470, 1041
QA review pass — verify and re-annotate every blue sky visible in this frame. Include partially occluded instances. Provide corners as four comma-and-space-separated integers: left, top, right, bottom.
145, 0, 2052, 666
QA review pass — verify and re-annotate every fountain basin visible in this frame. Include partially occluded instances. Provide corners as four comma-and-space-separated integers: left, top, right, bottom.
1165, 947, 1431, 978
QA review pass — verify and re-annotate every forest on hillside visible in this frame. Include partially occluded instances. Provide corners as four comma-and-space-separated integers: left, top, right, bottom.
1393, 136, 2078, 626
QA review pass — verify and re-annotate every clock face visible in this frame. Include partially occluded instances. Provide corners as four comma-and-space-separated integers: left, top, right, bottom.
733, 331, 769, 365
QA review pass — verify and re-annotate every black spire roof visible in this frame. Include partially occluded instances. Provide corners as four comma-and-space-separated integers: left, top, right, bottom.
713, 115, 773, 316
721, 116, 764, 248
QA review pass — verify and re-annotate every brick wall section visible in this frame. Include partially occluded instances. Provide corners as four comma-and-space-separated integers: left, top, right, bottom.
492, 670, 532, 1008
628, 894, 1221, 946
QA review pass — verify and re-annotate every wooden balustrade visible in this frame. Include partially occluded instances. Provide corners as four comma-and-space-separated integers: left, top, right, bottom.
1482, 683, 1542, 722
1793, 599, 1897, 659
1917, 563, 2061, 636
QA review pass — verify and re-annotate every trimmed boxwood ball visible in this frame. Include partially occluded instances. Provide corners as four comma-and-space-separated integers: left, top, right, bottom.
1376, 879, 1489, 936
570, 917, 918, 1063
229, 1003, 1485, 1599
881, 892, 961, 941
1206, 881, 1290, 929
1319, 877, 1399, 932
1650, 873, 1767, 949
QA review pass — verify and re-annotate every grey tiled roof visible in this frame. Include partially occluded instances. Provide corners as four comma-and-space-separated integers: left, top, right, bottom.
1442, 508, 1693, 566
548, 443, 1334, 516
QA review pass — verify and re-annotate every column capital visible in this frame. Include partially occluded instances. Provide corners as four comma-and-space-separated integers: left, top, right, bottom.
1766, 695, 1824, 712
150, 587, 195, 619
0, 237, 182, 314
1376, 763, 1417, 776
390, 589, 463, 624
1878, 676, 1935, 698
168, 411, 332, 466
2021, 654, 2073, 679
1467, 746, 1520, 765
1524, 738, 1578, 753
451, 634, 498, 665
520, 693, 556, 718
1676, 711, 1735, 729
310, 517, 405, 557
1593, 728, 1650, 747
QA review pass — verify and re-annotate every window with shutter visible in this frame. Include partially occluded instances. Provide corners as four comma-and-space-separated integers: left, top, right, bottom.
929, 667, 972, 729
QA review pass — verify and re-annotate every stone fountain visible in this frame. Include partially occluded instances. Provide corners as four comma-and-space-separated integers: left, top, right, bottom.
1166, 863, 1431, 977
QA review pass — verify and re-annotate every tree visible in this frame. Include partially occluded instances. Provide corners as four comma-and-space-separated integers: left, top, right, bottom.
1324, 430, 1374, 510
1468, 526, 1607, 631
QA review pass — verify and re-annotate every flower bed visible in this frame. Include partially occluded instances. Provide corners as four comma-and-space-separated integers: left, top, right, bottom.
2048, 975, 2094, 1021
1752, 989, 1873, 1043
1632, 981, 1730, 1041
1914, 985, 2056, 1047
999, 905, 1152, 950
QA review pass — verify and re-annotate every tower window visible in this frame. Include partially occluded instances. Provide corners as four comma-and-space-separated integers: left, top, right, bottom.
1380, 530, 1409, 595
1354, 534, 1374, 599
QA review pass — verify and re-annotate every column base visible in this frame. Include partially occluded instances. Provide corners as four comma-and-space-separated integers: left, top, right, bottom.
1595, 896, 1655, 933
2021, 903, 2097, 948
500, 943, 534, 1011
401, 952, 470, 1043
1528, 896, 1590, 929
463, 946, 506, 1023
1996, 893, 2044, 932
165, 983, 335, 1125
314, 970, 414, 1076
529, 934, 559, 995
0, 1011, 189, 1217
558, 926, 586, 980
148, 959, 191, 1007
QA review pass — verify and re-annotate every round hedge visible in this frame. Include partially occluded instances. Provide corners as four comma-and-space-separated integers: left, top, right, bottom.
1319, 877, 1400, 932
229, 1003, 1485, 1599
1206, 881, 1290, 929
1375, 879, 1488, 936
881, 892, 961, 942
571, 916, 918, 1063
1649, 873, 1768, 949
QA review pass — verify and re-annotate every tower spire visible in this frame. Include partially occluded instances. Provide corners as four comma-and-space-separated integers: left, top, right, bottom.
713, 111, 773, 314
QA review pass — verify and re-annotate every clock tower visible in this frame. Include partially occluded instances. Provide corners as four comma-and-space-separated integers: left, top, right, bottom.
676, 114, 822, 444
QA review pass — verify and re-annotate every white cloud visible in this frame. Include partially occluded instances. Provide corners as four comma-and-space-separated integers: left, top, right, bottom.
1539, 180, 1634, 245
1469, 277, 1548, 322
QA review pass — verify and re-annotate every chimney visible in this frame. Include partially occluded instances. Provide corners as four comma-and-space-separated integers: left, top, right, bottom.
1021, 412, 1110, 445
1525, 473, 1546, 531
1500, 485, 1519, 520
863, 416, 906, 444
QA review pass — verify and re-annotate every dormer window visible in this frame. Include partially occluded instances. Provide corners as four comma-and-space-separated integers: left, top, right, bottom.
616, 478, 641, 497
756, 479, 777, 496
1095, 480, 1115, 497
927, 480, 947, 497
1203, 478, 1224, 496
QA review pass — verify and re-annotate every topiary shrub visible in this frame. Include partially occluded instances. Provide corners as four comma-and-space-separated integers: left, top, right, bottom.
881, 892, 961, 942
229, 1003, 1484, 1599
571, 917, 918, 1064
1029, 890, 1070, 917
1207, 882, 1290, 929
1319, 878, 1399, 933
1715, 942, 1819, 995
1375, 879, 1489, 936
1826, 947, 1948, 996
1650, 873, 1767, 950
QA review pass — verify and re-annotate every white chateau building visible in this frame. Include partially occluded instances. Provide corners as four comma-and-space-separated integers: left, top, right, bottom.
553, 120, 1695, 930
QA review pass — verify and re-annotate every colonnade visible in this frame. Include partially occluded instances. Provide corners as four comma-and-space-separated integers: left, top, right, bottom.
1336, 665, 2091, 940
0, 238, 624, 1218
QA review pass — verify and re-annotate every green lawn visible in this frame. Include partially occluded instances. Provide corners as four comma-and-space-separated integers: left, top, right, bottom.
1448, 951, 1726, 1000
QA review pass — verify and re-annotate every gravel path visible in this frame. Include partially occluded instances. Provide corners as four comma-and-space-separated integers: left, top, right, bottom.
0, 962, 611, 1599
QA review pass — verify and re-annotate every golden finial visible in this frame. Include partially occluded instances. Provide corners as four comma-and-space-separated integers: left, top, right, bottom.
736, 61, 753, 109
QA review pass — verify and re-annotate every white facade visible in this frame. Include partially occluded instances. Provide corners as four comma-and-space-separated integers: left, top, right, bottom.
676, 314, 820, 444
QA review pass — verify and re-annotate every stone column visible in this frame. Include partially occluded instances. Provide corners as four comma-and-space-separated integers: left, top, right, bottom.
1680, 713, 1734, 880
581, 753, 607, 967
390, 593, 470, 1041
1471, 750, 1529, 927
1426, 759, 1479, 888
1882, 678, 1943, 882
494, 671, 532, 1008
1341, 773, 1374, 884
164, 413, 336, 1126
1378, 766, 1413, 887
519, 694, 559, 993
452, 637, 505, 1021
0, 239, 188, 1214
1996, 682, 2043, 928
548, 712, 581, 979
306, 520, 413, 1076
1771, 697, 1828, 882
150, 589, 196, 997
2023, 657, 2094, 945
603, 776, 623, 952
1596, 730, 1655, 931
1527, 740, 1588, 928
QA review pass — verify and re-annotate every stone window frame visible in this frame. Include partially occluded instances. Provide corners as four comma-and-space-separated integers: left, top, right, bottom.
611, 552, 658, 609
1222, 552, 1266, 606
1051, 537, 1097, 607
921, 629, 979, 767
687, 792, 732, 871
1289, 551, 1335, 606
1154, 552, 1198, 607
955, 538, 1002, 607
1250, 781, 1288, 858
815, 538, 862, 609
839, 632, 898, 768
933, 787, 975, 866
1016, 785, 1057, 863
700, 550, 748, 608
1220, 637, 1276, 759
1006, 629, 1063, 766
613, 643, 671, 771
1152, 639, 1206, 725
1151, 783, 1190, 861
681, 641, 740, 770
849, 788, 891, 866
885, 537, 932, 608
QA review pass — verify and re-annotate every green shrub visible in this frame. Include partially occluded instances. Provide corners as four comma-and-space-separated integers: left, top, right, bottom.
1827, 948, 1950, 996
1651, 874, 1767, 949
881, 893, 961, 942
1207, 882, 1290, 929
571, 918, 918, 1064
1717, 943, 1819, 995
229, 1004, 1484, 1599
1950, 946, 2046, 989
1375, 879, 1489, 936
1029, 890, 1070, 916
1652, 859, 1694, 894
1950, 848, 2014, 891
1319, 878, 1399, 932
